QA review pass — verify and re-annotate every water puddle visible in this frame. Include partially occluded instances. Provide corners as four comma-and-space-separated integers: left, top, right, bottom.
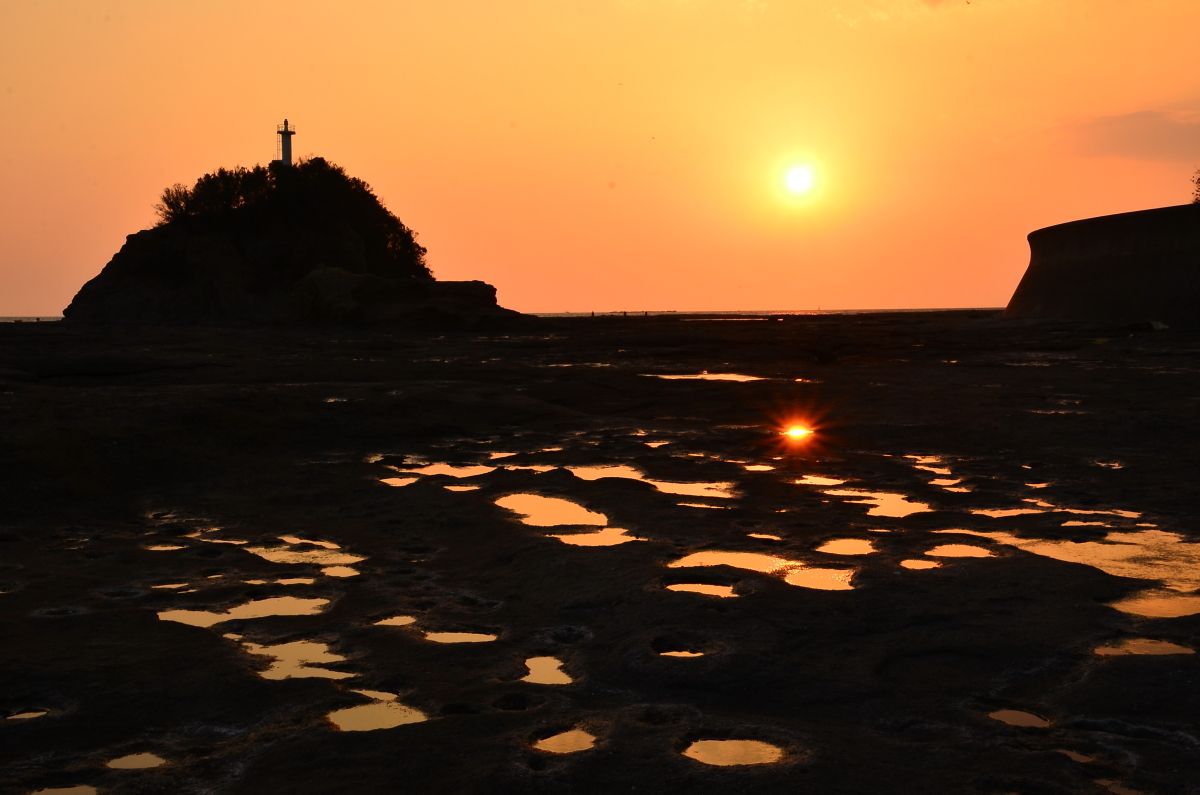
682, 739, 783, 766
644, 440, 671, 448
795, 474, 846, 486
375, 615, 417, 627
931, 528, 1200, 593
245, 577, 317, 586
907, 455, 953, 476
747, 533, 782, 541
824, 489, 931, 518
815, 538, 876, 555
321, 566, 360, 578
522, 656, 572, 684
567, 464, 735, 499
30, 787, 97, 795
647, 373, 765, 382
244, 536, 365, 569
106, 752, 167, 770
989, 709, 1050, 728
241, 639, 352, 680
678, 502, 731, 510
1109, 591, 1200, 618
158, 596, 330, 628
381, 477, 418, 487
669, 551, 855, 591
424, 631, 498, 643
1093, 638, 1194, 656
660, 650, 705, 658
444, 485, 480, 492
488, 451, 518, 460
666, 583, 737, 598
145, 544, 185, 552
926, 544, 993, 558
327, 690, 427, 731
6, 709, 48, 720
533, 728, 596, 754
900, 559, 941, 570
743, 464, 775, 472
393, 463, 497, 478
971, 507, 1044, 518
495, 494, 607, 527
549, 527, 645, 546
151, 582, 188, 590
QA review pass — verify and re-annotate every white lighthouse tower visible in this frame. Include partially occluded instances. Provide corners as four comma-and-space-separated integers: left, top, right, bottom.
275, 118, 296, 167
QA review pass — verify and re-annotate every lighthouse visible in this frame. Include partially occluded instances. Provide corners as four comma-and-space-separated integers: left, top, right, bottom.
275, 118, 296, 167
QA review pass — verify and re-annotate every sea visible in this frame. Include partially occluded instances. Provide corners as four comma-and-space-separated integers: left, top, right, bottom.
1, 308, 1000, 322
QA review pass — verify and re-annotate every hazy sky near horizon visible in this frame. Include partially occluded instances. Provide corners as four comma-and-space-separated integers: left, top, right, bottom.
2, 0, 1199, 314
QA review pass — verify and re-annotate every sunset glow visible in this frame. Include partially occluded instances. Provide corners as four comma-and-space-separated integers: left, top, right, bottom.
2, 2, 1199, 315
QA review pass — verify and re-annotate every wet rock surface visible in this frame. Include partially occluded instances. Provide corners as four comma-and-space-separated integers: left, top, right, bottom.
1, 311, 1198, 793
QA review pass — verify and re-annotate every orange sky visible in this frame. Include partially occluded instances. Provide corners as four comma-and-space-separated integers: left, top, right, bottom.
2, 0, 1199, 314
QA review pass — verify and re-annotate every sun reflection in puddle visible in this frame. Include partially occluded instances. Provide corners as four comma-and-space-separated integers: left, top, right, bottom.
669, 551, 855, 591
647, 373, 765, 382
1093, 638, 1194, 656
816, 539, 876, 555
748, 533, 782, 541
381, 477, 418, 487
1110, 591, 1200, 618
240, 639, 352, 680
106, 752, 167, 770
567, 464, 735, 500
522, 656, 572, 684
392, 463, 497, 478
549, 527, 645, 546
374, 615, 417, 627
989, 709, 1050, 728
158, 596, 330, 628
444, 485, 480, 492
145, 544, 185, 551
7, 709, 48, 720
244, 536, 365, 569
931, 528, 1200, 594
495, 494, 608, 527
424, 631, 498, 643
327, 690, 427, 731
824, 489, 931, 518
900, 559, 941, 570
682, 739, 783, 766
667, 583, 737, 598
743, 464, 775, 472
795, 475, 846, 486
926, 544, 994, 558
534, 728, 596, 753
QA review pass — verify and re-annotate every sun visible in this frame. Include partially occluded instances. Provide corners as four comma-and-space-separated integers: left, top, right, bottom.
783, 424, 813, 441
783, 164, 816, 196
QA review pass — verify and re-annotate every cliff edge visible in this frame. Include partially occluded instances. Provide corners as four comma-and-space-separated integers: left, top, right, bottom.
1006, 204, 1200, 328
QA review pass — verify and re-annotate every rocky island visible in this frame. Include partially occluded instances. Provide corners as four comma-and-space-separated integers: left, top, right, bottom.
63, 156, 519, 328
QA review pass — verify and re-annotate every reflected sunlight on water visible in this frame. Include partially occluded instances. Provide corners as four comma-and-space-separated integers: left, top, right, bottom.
682, 739, 783, 766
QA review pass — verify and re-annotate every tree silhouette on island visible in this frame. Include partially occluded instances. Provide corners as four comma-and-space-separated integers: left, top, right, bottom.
65, 157, 515, 326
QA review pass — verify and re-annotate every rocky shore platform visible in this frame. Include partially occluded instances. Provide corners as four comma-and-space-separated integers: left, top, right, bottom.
2, 311, 1198, 794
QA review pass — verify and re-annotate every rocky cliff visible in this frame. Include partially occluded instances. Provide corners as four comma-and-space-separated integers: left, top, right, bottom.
1006, 204, 1200, 328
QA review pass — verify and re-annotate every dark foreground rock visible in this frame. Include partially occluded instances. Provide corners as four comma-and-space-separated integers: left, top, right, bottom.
1007, 203, 1200, 328
64, 224, 520, 327
1, 313, 1198, 794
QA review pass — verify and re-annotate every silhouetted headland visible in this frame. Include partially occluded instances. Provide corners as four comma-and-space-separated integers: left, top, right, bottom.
1006, 203, 1200, 328
63, 157, 522, 328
